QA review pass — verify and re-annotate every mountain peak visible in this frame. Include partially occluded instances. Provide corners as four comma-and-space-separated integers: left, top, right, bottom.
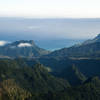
29, 40, 35, 45
0, 40, 49, 58
94, 33, 100, 40
12, 40, 35, 46
82, 33, 100, 45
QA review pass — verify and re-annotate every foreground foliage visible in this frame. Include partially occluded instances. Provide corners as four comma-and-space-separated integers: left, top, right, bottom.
0, 59, 100, 100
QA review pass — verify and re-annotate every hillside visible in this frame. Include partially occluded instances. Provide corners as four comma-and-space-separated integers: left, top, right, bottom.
47, 34, 100, 58
0, 40, 49, 58
27, 76, 100, 100
0, 60, 70, 93
0, 58, 100, 100
59, 65, 86, 85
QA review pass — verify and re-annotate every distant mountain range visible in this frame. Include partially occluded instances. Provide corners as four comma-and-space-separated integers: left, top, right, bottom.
47, 34, 100, 58
0, 40, 49, 58
82, 33, 100, 45
0, 34, 100, 58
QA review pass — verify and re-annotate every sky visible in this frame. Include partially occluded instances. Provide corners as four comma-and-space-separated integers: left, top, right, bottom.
0, 18, 99, 40
0, 0, 100, 18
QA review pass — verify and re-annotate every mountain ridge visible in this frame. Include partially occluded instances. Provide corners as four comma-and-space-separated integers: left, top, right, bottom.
0, 40, 50, 58
46, 34, 100, 58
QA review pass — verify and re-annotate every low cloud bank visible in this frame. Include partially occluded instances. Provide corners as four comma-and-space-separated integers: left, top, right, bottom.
18, 43, 32, 47
0, 41, 7, 46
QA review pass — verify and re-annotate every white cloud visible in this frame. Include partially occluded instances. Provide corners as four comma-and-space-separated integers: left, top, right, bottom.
0, 41, 7, 46
18, 43, 32, 47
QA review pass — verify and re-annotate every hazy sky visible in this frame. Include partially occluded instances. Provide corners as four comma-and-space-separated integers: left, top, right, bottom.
0, 0, 100, 18
0, 18, 100, 40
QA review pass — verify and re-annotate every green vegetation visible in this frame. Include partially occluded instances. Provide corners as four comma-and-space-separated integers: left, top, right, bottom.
0, 59, 99, 100
2, 79, 31, 100
0, 59, 70, 100
59, 65, 86, 85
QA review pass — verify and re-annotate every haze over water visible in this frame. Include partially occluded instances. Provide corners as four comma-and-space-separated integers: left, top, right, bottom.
0, 18, 100, 50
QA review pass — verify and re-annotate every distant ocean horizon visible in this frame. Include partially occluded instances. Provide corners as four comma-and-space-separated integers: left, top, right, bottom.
34, 39, 85, 51
0, 18, 99, 50
0, 38, 85, 51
